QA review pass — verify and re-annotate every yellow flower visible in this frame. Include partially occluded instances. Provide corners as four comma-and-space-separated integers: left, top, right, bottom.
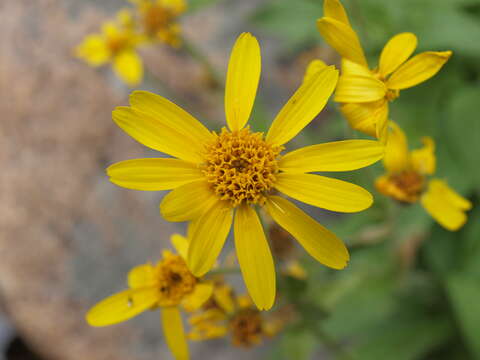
107, 32, 385, 310
188, 284, 287, 347
86, 234, 213, 360
376, 121, 471, 231
75, 10, 143, 86
316, 0, 452, 138
131, 0, 186, 47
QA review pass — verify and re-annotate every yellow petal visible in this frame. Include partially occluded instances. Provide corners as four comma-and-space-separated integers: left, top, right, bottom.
129, 90, 213, 145
225, 33, 261, 131
75, 35, 111, 65
279, 139, 384, 173
378, 33, 417, 78
213, 284, 235, 314
161, 307, 190, 360
387, 51, 452, 90
335, 73, 387, 103
323, 0, 350, 25
128, 264, 156, 289
340, 100, 388, 138
316, 17, 367, 67
275, 173, 373, 213
181, 282, 214, 312
86, 288, 158, 327
160, 181, 217, 222
107, 158, 203, 191
303, 59, 328, 84
265, 196, 349, 269
341, 58, 373, 77
421, 179, 471, 231
266, 65, 338, 146
411, 136, 436, 175
234, 204, 276, 310
112, 106, 204, 163
171, 234, 189, 260
112, 50, 143, 86
187, 201, 233, 276
383, 121, 409, 173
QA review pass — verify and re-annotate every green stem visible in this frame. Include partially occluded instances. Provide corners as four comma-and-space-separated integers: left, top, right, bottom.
205, 267, 241, 278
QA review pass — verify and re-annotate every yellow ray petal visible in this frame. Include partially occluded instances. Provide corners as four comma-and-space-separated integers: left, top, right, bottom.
341, 58, 373, 77
112, 106, 204, 163
160, 180, 217, 222
383, 121, 409, 173
303, 59, 328, 84
187, 201, 233, 277
340, 100, 388, 138
387, 51, 452, 90
334, 73, 387, 103
411, 136, 436, 175
279, 139, 384, 173
225, 33, 261, 131
128, 264, 156, 289
161, 307, 190, 360
213, 284, 235, 314
75, 35, 111, 65
427, 179, 472, 210
112, 50, 143, 86
275, 173, 373, 213
265, 196, 349, 269
129, 90, 213, 145
171, 234, 189, 260
324, 0, 350, 25
86, 288, 158, 327
107, 158, 203, 191
182, 282, 214, 312
266, 65, 338, 146
234, 204, 276, 310
316, 17, 367, 67
378, 32, 417, 78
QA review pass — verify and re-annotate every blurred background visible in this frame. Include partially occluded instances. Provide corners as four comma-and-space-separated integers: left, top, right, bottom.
1, 0, 479, 359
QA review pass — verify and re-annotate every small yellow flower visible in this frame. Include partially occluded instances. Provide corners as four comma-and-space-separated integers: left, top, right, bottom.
107, 33, 385, 310
86, 234, 213, 360
376, 122, 471, 231
316, 0, 452, 138
131, 0, 186, 47
76, 10, 143, 86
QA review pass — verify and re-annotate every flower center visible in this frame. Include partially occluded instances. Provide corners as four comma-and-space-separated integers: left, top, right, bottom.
229, 308, 263, 347
385, 88, 400, 102
142, 4, 175, 35
203, 127, 282, 207
107, 34, 131, 55
156, 253, 197, 306
377, 170, 425, 204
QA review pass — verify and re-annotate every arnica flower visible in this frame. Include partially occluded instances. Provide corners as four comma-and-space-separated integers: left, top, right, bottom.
76, 10, 144, 86
130, 0, 186, 48
86, 234, 213, 360
107, 33, 385, 310
376, 121, 471, 231
316, 0, 452, 138
188, 283, 286, 347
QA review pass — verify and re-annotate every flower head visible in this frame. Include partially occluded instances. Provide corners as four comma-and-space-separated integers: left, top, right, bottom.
376, 121, 471, 230
76, 10, 144, 86
316, 0, 452, 138
86, 234, 213, 360
107, 32, 385, 310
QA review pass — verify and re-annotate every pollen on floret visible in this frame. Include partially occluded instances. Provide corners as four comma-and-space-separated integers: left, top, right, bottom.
376, 170, 425, 203
229, 308, 263, 347
202, 126, 282, 207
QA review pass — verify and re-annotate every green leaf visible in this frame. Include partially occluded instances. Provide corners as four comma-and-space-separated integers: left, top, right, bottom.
270, 325, 317, 360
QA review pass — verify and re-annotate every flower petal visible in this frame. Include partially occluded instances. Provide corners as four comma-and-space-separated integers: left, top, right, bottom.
303, 59, 328, 84
107, 158, 203, 191
340, 100, 388, 138
335, 73, 387, 103
160, 181, 217, 222
323, 0, 350, 25
383, 121, 409, 174
128, 264, 156, 289
378, 33, 417, 78
411, 136, 436, 175
316, 17, 367, 67
279, 139, 384, 173
234, 204, 276, 310
265, 196, 349, 269
181, 282, 214, 312
225, 33, 261, 131
266, 65, 338, 146
112, 106, 204, 163
275, 173, 373, 213
171, 234, 189, 260
86, 288, 158, 327
387, 51, 452, 90
129, 90, 213, 145
187, 201, 233, 277
75, 35, 111, 65
161, 307, 189, 360
112, 50, 143, 86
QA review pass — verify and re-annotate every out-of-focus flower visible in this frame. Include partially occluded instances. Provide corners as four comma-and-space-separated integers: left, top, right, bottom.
316, 0, 452, 138
107, 32, 385, 310
131, 0, 186, 47
376, 122, 471, 230
86, 234, 213, 360
188, 283, 287, 347
76, 10, 144, 86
